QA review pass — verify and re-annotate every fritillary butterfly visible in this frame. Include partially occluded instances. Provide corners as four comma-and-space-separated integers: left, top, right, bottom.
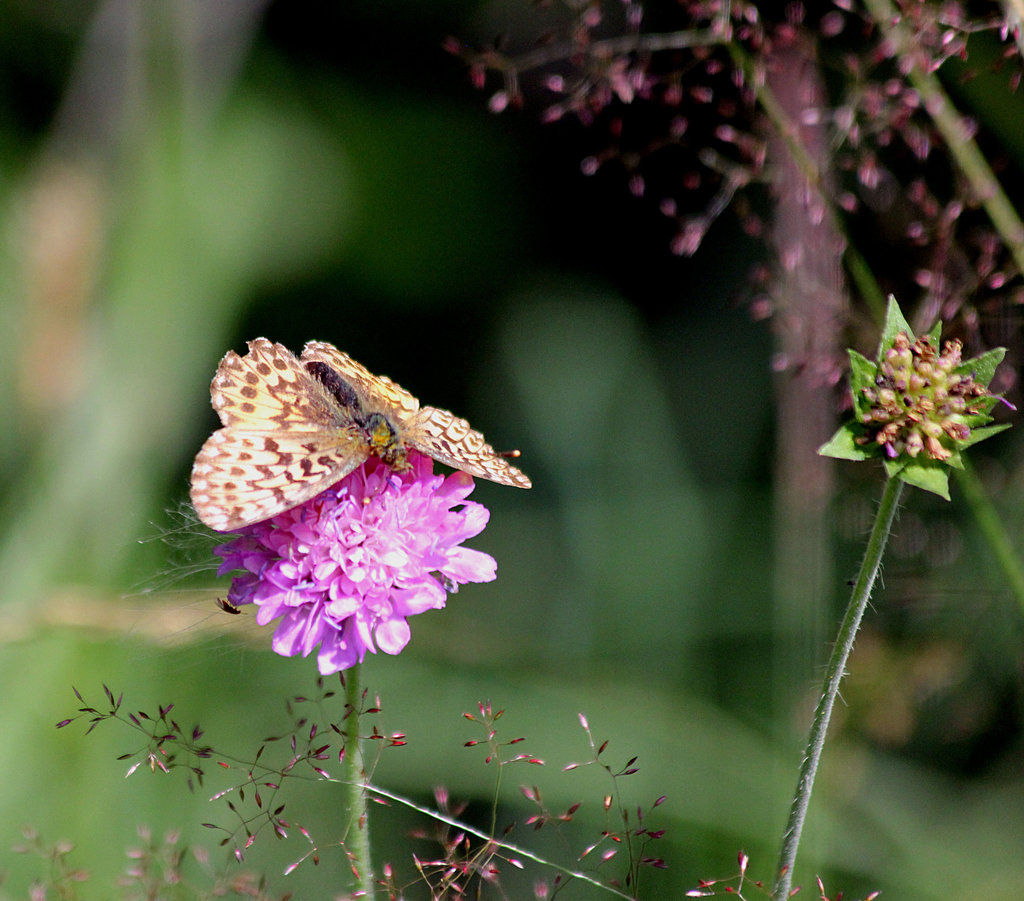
190, 339, 531, 531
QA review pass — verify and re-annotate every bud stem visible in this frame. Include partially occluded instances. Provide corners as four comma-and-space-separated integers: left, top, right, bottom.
773, 476, 904, 900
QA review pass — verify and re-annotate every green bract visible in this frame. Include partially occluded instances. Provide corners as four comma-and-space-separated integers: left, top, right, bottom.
818, 297, 1011, 500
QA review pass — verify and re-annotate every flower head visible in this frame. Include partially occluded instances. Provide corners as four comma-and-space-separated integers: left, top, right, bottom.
214, 452, 496, 673
856, 331, 985, 462
819, 296, 1011, 499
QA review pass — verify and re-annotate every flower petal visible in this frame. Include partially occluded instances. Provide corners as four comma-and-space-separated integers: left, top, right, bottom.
212, 452, 500, 672
443, 547, 498, 584
374, 617, 412, 654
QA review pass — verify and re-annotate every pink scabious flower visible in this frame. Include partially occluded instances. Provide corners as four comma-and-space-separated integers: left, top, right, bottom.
214, 452, 496, 674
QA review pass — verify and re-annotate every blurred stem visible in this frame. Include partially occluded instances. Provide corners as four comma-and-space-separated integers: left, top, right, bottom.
763, 30, 843, 754
501, 27, 725, 78
773, 477, 904, 901
344, 665, 374, 898
728, 42, 888, 322
955, 458, 1024, 611
863, 0, 1024, 276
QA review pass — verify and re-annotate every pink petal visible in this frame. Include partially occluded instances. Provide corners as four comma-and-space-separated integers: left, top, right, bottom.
375, 617, 412, 654
444, 547, 497, 583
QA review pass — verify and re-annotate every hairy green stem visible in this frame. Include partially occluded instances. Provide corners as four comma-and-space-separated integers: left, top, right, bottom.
344, 665, 374, 898
773, 477, 904, 900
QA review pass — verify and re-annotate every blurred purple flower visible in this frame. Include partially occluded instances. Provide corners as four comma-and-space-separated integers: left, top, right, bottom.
214, 452, 496, 674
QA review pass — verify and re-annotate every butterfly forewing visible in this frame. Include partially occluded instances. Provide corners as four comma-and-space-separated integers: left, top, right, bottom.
208, 338, 328, 430
190, 339, 368, 531
406, 406, 533, 489
302, 342, 530, 487
301, 341, 420, 420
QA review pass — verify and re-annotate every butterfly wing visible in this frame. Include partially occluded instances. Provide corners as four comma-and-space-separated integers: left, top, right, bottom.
209, 338, 341, 432
301, 340, 420, 420
405, 406, 533, 489
191, 428, 368, 531
190, 338, 368, 531
303, 341, 531, 488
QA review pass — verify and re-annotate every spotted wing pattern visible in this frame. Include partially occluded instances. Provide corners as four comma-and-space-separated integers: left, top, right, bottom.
300, 341, 420, 420
192, 338, 532, 531
303, 340, 531, 489
303, 339, 531, 489
405, 406, 533, 489
190, 339, 367, 531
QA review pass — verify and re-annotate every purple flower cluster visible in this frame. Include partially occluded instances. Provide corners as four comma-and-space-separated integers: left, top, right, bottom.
214, 452, 496, 674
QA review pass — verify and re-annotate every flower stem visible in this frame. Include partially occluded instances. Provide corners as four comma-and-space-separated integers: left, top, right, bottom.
772, 476, 904, 901
344, 664, 374, 898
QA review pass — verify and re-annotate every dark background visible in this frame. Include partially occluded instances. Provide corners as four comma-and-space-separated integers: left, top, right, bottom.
1, 2, 1023, 899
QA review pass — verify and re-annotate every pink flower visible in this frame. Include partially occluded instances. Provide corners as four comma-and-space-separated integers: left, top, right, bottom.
214, 452, 496, 674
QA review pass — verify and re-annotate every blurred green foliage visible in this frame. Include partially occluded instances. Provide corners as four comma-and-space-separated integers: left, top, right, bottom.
2, 3, 1024, 900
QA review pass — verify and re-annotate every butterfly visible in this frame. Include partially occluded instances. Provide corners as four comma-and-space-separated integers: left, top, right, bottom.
190, 338, 531, 531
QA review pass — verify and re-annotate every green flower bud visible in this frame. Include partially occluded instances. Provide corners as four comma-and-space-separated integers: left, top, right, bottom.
818, 297, 1012, 500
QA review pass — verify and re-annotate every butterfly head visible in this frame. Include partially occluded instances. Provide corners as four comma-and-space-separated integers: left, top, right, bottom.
363, 411, 408, 469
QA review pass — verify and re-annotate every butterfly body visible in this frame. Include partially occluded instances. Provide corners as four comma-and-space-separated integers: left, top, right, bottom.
191, 339, 531, 532
305, 359, 409, 468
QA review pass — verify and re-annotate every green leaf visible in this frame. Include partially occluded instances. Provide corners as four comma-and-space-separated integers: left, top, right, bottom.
965, 396, 1001, 417
956, 347, 1006, 386
848, 349, 878, 417
818, 424, 873, 461
961, 417, 995, 434
883, 456, 909, 479
960, 422, 1012, 450
878, 295, 915, 356
894, 459, 952, 500
943, 444, 966, 471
